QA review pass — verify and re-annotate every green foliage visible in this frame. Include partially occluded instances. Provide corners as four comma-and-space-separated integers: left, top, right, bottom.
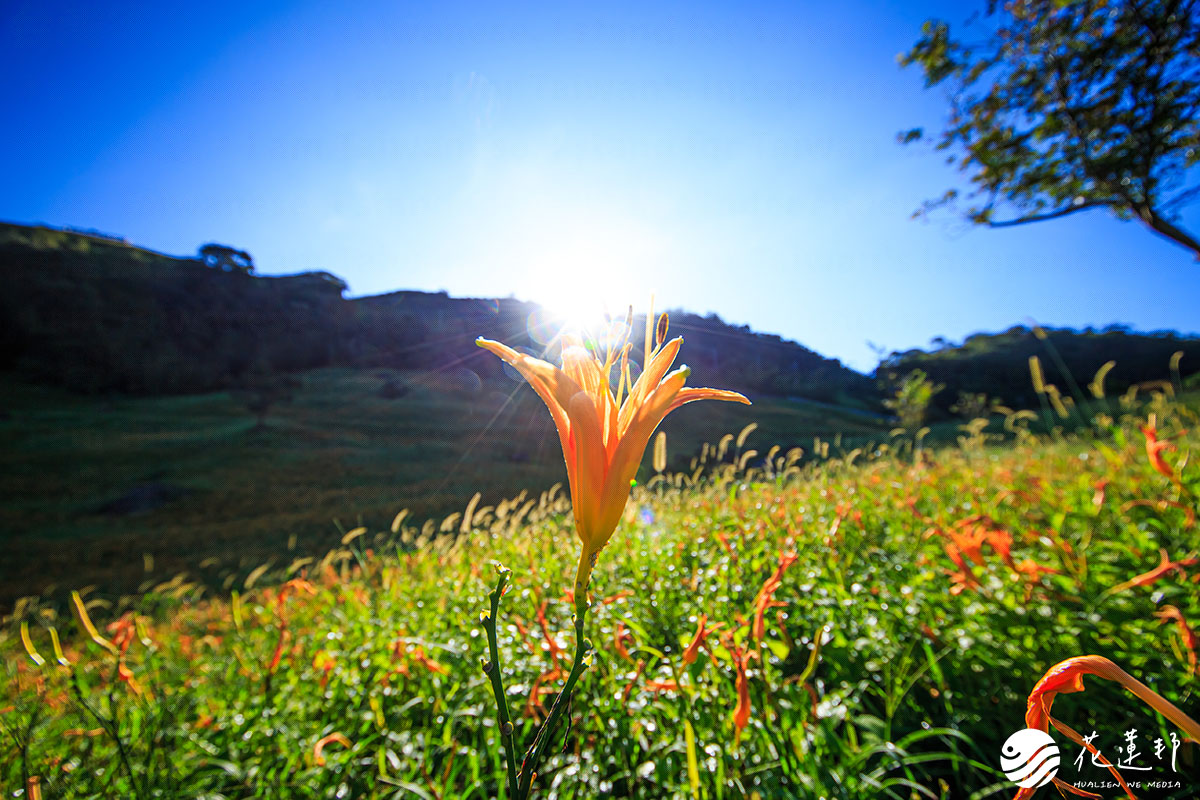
881, 368, 943, 429
884, 324, 1200, 416
948, 390, 991, 421
900, 0, 1200, 256
5, 401, 1199, 797
198, 243, 254, 275
0, 370, 890, 608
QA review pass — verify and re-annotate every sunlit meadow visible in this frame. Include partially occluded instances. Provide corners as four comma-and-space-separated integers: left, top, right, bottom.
4, 344, 1200, 798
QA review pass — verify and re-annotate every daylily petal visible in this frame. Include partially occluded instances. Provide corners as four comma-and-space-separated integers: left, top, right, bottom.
476, 337, 584, 491
567, 391, 608, 551
562, 344, 620, 453
598, 366, 693, 541
619, 337, 683, 435
666, 386, 751, 415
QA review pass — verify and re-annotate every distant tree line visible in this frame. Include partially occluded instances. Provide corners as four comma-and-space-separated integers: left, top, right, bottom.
3, 223, 1198, 410
880, 324, 1200, 416
0, 223, 875, 403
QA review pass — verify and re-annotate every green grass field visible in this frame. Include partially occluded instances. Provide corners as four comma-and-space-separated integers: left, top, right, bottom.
0, 369, 891, 608
4, 390, 1199, 798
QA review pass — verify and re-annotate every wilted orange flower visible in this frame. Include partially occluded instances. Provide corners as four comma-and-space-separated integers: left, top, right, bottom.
1018, 655, 1200, 800
1013, 558, 1059, 601
391, 637, 449, 676
477, 312, 749, 606
1013, 559, 1058, 579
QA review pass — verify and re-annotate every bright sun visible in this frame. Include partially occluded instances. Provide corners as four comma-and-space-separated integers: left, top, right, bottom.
517, 220, 661, 336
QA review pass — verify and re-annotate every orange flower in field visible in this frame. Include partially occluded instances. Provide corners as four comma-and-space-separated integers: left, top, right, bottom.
644, 679, 680, 692
313, 732, 352, 766
682, 614, 723, 665
534, 600, 567, 665
1108, 549, 1198, 594
267, 629, 290, 673
613, 621, 634, 663
950, 526, 988, 565
1140, 415, 1180, 482
943, 543, 980, 595
1017, 655, 1200, 800
1155, 605, 1199, 673
730, 642, 753, 741
312, 651, 337, 688
752, 551, 797, 642
105, 613, 140, 655
1013, 559, 1058, 580
477, 313, 749, 606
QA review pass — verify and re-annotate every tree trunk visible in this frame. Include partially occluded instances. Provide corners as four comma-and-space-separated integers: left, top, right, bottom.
1136, 206, 1200, 260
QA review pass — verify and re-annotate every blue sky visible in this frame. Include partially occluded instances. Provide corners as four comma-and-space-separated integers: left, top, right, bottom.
4, 0, 1200, 372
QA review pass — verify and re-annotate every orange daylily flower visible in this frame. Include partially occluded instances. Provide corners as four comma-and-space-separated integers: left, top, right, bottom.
267, 629, 290, 674
600, 590, 635, 605
1108, 548, 1198, 594
1155, 605, 1199, 674
535, 600, 566, 664
613, 621, 634, 663
644, 678, 680, 692
313, 732, 352, 766
950, 526, 988, 565
943, 543, 981, 595
682, 614, 723, 665
1139, 415, 1180, 482
1017, 655, 1200, 800
620, 659, 647, 708
752, 551, 797, 642
525, 666, 568, 721
1013, 559, 1058, 580
312, 651, 337, 688
1122, 498, 1196, 527
730, 640, 754, 742
477, 314, 749, 606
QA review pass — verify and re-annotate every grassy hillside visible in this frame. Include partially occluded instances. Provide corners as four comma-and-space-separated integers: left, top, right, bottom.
0, 221, 872, 404
5, 396, 1198, 797
0, 369, 891, 609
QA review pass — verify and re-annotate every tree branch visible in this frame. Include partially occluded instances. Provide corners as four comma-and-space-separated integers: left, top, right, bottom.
1134, 205, 1200, 260
986, 200, 1113, 227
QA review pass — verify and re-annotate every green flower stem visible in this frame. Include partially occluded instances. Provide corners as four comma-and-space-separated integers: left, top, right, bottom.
481, 567, 520, 798
516, 597, 592, 799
